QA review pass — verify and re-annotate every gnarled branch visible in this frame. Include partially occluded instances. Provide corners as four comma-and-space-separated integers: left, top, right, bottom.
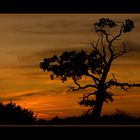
106, 79, 140, 91
83, 92, 97, 100
86, 73, 100, 85
69, 77, 97, 91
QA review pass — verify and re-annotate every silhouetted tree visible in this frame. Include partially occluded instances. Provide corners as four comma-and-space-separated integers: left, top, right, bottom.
40, 18, 140, 120
0, 102, 37, 124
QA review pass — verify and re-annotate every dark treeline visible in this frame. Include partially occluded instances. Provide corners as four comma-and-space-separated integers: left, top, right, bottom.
42, 110, 140, 125
0, 102, 37, 125
0, 102, 140, 125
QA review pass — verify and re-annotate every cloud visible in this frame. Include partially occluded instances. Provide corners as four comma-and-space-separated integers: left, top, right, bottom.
16, 43, 91, 65
113, 41, 140, 63
125, 41, 140, 51
4, 14, 140, 69
0, 90, 47, 102
14, 15, 93, 38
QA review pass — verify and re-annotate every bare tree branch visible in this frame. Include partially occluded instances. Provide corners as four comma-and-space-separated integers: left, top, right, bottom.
83, 92, 97, 100
95, 35, 101, 48
110, 23, 124, 43
70, 77, 97, 91
103, 32, 110, 43
101, 34, 107, 64
86, 73, 100, 82
108, 43, 114, 57
106, 79, 140, 91
112, 73, 117, 82
105, 24, 124, 58
90, 42, 107, 65
113, 42, 133, 60
106, 26, 115, 39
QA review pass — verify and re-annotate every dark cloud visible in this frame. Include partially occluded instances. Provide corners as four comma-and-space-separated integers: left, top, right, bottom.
0, 91, 45, 102
15, 40, 140, 70
119, 41, 140, 61
0, 87, 66, 102
16, 43, 91, 64
125, 41, 140, 51
10, 14, 140, 69
15, 16, 92, 36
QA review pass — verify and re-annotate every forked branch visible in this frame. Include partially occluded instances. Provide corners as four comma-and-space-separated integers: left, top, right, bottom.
69, 77, 97, 91
113, 42, 133, 60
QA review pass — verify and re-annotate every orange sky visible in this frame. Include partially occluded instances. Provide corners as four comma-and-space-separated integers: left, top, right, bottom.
0, 14, 140, 120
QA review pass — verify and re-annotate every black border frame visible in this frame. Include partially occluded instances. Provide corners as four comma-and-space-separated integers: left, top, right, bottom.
0, 0, 139, 138
0, 1, 140, 13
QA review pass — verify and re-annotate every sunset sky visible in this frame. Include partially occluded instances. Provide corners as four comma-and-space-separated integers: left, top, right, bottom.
0, 14, 140, 120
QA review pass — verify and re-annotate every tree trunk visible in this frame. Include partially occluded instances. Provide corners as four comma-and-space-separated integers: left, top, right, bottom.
92, 89, 104, 120
92, 59, 112, 120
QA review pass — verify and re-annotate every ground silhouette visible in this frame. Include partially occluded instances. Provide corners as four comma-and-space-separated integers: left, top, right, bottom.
45, 110, 140, 125
0, 102, 140, 125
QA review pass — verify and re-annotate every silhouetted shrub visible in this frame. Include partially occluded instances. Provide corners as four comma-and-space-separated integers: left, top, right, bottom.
101, 110, 139, 125
0, 101, 37, 124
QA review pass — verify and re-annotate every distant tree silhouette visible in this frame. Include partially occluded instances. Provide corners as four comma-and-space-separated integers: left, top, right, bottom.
40, 18, 140, 120
0, 102, 37, 124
